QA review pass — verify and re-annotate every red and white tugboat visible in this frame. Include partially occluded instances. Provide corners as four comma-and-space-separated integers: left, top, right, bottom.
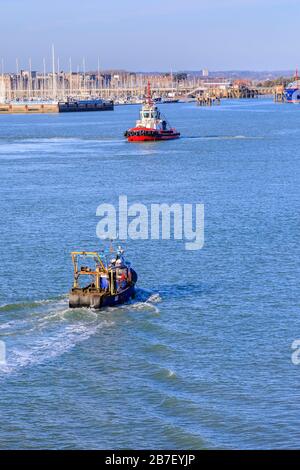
124, 82, 180, 142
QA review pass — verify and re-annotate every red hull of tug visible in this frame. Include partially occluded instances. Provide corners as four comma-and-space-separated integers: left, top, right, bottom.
126, 127, 180, 142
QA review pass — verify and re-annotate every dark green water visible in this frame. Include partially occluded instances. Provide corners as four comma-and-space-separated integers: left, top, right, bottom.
0, 100, 300, 449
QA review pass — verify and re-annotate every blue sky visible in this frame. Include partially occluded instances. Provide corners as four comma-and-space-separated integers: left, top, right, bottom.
0, 0, 298, 72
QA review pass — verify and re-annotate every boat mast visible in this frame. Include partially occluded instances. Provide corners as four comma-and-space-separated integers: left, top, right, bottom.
57, 56, 60, 99
97, 56, 100, 97
83, 57, 86, 97
43, 57, 46, 99
146, 80, 152, 104
69, 57, 72, 97
52, 44, 56, 100
16, 58, 19, 99
28, 57, 32, 99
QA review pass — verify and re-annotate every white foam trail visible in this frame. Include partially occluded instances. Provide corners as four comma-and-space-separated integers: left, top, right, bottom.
0, 137, 125, 156
129, 291, 162, 314
130, 301, 160, 314
0, 319, 28, 330
147, 293, 162, 303
0, 318, 115, 375
0, 296, 118, 375
0, 291, 161, 375
0, 297, 69, 330
167, 369, 176, 378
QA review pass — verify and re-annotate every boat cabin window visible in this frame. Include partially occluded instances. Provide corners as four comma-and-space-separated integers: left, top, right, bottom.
141, 109, 159, 119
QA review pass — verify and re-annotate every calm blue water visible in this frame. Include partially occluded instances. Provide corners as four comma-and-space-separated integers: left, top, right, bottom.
0, 99, 300, 449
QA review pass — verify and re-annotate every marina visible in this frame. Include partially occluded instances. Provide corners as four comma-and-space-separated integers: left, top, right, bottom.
0, 62, 285, 113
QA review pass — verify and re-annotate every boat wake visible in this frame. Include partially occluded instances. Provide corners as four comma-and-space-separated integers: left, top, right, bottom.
0, 137, 125, 157
17, 137, 125, 144
104, 288, 162, 315
0, 290, 161, 375
183, 135, 260, 141
129, 289, 162, 314
0, 296, 115, 375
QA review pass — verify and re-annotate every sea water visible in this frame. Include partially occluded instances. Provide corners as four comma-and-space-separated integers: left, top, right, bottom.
0, 99, 300, 449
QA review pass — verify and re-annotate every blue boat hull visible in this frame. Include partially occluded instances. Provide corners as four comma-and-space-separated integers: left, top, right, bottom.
101, 284, 136, 308
284, 87, 300, 103
69, 269, 137, 309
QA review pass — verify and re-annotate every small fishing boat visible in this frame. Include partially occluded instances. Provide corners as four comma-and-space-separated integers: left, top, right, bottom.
69, 246, 137, 309
124, 82, 180, 142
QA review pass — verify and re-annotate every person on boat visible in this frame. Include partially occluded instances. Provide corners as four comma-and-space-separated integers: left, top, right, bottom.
100, 273, 109, 291
120, 270, 127, 287
116, 258, 124, 268
116, 247, 125, 266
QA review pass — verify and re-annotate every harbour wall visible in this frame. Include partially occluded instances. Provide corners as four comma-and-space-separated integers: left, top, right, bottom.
0, 102, 58, 114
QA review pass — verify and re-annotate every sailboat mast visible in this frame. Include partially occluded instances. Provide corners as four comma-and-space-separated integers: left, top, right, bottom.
69, 57, 72, 96
97, 56, 100, 95
16, 58, 19, 99
52, 44, 56, 100
28, 57, 32, 98
147, 80, 152, 104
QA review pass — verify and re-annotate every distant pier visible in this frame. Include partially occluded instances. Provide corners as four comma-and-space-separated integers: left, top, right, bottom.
197, 94, 221, 106
273, 85, 285, 102
0, 102, 58, 114
0, 98, 114, 114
